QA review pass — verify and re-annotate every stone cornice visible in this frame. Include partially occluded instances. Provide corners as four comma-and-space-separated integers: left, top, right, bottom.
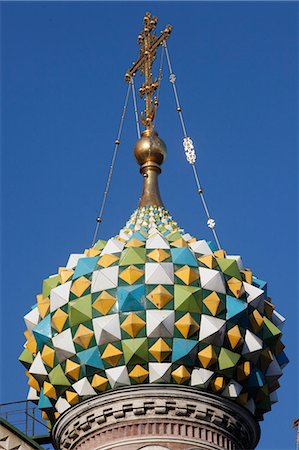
52, 385, 260, 450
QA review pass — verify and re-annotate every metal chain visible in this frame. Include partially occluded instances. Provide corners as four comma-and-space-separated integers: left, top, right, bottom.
131, 78, 141, 139
164, 42, 221, 250
91, 83, 131, 246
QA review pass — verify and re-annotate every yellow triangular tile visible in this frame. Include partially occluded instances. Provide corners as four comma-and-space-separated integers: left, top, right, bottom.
214, 250, 226, 258
175, 266, 199, 285
42, 411, 49, 420
198, 254, 217, 269
237, 361, 251, 381
37, 294, 50, 318
120, 312, 145, 337
146, 285, 173, 309
84, 248, 101, 257
101, 344, 123, 367
147, 249, 170, 262
58, 267, 74, 284
26, 335, 37, 355
125, 238, 145, 248
43, 381, 57, 399
198, 345, 217, 368
227, 277, 243, 298
149, 338, 171, 362
97, 254, 119, 268
27, 374, 40, 391
91, 374, 109, 391
70, 276, 91, 297
92, 291, 116, 315
227, 325, 242, 349
73, 325, 94, 349
250, 309, 264, 333
203, 292, 222, 316
65, 390, 79, 405
51, 308, 68, 333
171, 238, 188, 248
171, 365, 190, 384
129, 365, 149, 383
212, 376, 225, 392
41, 345, 55, 368
119, 265, 144, 285
65, 359, 80, 381
175, 313, 199, 338
241, 268, 252, 284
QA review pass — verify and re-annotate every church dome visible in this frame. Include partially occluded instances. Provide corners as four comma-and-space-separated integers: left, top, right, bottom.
19, 204, 287, 425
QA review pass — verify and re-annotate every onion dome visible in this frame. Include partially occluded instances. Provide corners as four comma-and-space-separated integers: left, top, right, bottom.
19, 12, 288, 428
19, 203, 288, 425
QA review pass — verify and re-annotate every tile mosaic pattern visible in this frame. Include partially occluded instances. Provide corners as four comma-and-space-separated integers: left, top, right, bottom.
19, 206, 288, 425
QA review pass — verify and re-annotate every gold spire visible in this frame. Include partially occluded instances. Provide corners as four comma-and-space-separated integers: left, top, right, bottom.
125, 12, 172, 207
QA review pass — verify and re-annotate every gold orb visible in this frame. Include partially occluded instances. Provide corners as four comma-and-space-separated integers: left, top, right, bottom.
134, 131, 167, 166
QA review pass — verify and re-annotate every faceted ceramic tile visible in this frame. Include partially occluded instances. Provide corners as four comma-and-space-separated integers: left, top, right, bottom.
122, 338, 148, 364
101, 343, 123, 366
148, 363, 172, 383
91, 267, 119, 292
145, 263, 174, 284
73, 325, 94, 349
146, 285, 173, 309
92, 291, 116, 315
147, 249, 170, 263
119, 248, 146, 266
199, 315, 226, 346
52, 329, 76, 362
70, 277, 90, 298
65, 360, 80, 381
189, 240, 213, 255
101, 238, 125, 255
24, 308, 40, 335
105, 366, 130, 388
72, 378, 97, 396
191, 368, 213, 387
93, 315, 121, 345
66, 254, 86, 269
171, 365, 191, 384
227, 278, 244, 298
175, 313, 199, 338
175, 266, 199, 285
69, 295, 92, 326
51, 309, 68, 333
149, 338, 171, 362
97, 254, 119, 268
120, 312, 145, 337
227, 325, 242, 350
199, 268, 226, 294
91, 374, 109, 391
119, 265, 144, 285
129, 365, 149, 383
197, 345, 217, 369
146, 310, 175, 338
146, 233, 170, 249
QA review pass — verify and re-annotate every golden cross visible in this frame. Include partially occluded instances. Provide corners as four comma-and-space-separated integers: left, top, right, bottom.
125, 12, 172, 133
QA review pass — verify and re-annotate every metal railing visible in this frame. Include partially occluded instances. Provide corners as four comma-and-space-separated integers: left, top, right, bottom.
0, 400, 50, 438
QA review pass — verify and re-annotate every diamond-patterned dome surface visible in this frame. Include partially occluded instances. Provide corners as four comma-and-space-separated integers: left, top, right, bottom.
19, 206, 288, 424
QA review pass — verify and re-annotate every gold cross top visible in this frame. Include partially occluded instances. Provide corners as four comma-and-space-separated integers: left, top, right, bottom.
125, 12, 172, 133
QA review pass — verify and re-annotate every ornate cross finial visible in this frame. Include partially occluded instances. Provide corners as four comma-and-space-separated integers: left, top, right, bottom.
125, 12, 172, 134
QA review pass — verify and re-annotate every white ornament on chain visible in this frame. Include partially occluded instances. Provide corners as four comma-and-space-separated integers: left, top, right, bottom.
207, 218, 216, 229
183, 137, 196, 165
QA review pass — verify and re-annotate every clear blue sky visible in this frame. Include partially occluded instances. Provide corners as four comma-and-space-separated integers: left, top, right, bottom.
1, 2, 298, 449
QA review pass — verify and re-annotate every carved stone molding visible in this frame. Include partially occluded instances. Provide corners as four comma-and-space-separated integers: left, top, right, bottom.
52, 386, 260, 450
